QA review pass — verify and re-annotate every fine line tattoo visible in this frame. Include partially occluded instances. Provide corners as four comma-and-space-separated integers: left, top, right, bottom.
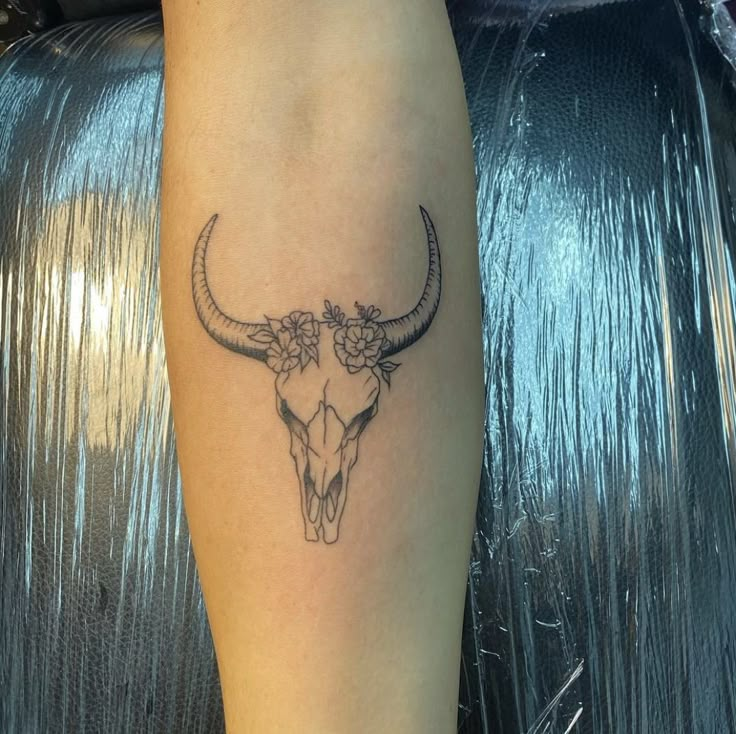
191, 206, 442, 544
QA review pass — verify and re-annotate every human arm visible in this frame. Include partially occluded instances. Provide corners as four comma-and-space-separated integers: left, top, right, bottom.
160, 3, 483, 732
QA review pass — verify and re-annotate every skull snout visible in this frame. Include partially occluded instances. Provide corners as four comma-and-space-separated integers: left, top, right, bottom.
275, 361, 380, 542
302, 467, 319, 523
304, 404, 345, 526
303, 460, 343, 534
324, 472, 343, 521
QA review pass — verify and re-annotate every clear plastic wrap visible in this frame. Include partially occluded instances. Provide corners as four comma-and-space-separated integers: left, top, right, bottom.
0, 15, 224, 733
1, 2, 735, 732
452, 0, 637, 25
55, 0, 157, 21
457, 1, 736, 731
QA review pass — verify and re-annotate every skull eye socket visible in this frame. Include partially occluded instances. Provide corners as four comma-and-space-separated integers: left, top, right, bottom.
344, 402, 378, 443
279, 399, 297, 422
280, 400, 308, 440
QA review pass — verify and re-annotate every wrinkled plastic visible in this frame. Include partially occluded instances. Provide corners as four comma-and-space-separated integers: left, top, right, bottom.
452, 0, 636, 25
0, 15, 224, 733
55, 0, 156, 20
1, 2, 736, 732
457, 1, 736, 731
710, 1, 736, 72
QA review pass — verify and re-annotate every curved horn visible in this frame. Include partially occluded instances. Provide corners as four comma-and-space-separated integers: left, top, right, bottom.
379, 206, 442, 358
192, 214, 269, 361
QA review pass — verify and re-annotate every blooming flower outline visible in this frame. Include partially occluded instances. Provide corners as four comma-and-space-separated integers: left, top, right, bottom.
333, 318, 385, 373
281, 311, 320, 348
266, 329, 302, 373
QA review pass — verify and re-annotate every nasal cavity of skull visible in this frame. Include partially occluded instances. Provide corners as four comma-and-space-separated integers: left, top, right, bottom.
303, 466, 320, 522
325, 471, 343, 522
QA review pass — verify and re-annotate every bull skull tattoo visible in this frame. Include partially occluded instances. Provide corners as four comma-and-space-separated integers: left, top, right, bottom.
192, 206, 441, 543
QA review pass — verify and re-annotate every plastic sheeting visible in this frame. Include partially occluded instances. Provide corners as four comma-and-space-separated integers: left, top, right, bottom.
457, 1, 736, 731
55, 0, 157, 21
0, 15, 224, 733
454, 0, 637, 25
0, 1, 60, 46
1, 2, 736, 732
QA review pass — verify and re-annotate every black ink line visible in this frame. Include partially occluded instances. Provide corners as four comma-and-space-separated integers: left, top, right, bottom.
192, 206, 442, 543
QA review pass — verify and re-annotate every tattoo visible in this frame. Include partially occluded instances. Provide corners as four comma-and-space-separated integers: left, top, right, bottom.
191, 206, 441, 543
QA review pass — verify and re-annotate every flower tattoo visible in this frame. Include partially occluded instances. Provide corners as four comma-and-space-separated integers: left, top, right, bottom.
282, 311, 320, 348
323, 301, 400, 385
256, 302, 401, 383
191, 205, 441, 542
266, 329, 302, 373
334, 320, 385, 373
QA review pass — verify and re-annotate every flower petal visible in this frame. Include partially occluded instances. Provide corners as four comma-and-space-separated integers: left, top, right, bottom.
334, 343, 349, 364
364, 343, 381, 358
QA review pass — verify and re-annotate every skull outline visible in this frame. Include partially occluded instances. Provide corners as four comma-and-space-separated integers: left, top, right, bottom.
191, 206, 441, 543
275, 346, 380, 542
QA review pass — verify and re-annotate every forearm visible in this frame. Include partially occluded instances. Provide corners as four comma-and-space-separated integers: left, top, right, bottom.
160, 3, 482, 732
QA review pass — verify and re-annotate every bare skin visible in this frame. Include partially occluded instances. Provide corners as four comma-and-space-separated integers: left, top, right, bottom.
160, 2, 483, 732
